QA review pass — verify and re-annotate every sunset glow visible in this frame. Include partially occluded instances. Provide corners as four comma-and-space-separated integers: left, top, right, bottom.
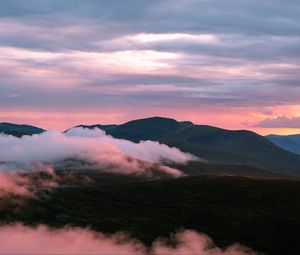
1, 3, 300, 255
0, 1, 299, 134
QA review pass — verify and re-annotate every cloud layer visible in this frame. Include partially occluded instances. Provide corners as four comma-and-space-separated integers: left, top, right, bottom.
0, 127, 195, 171
0, 127, 198, 195
0, 224, 257, 255
0, 0, 300, 133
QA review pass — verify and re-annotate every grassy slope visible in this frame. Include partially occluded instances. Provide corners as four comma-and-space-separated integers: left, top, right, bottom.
1, 173, 299, 255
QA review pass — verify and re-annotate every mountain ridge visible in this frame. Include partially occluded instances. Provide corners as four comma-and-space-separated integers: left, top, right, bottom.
72, 116, 300, 176
2, 117, 300, 177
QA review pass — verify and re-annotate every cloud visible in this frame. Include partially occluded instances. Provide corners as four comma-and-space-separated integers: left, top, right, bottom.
0, 224, 257, 255
1, 0, 300, 132
0, 163, 59, 197
0, 127, 198, 196
0, 127, 197, 177
0, 172, 33, 196
255, 116, 300, 128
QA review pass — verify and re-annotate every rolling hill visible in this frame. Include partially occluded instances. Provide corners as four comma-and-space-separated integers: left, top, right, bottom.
76, 117, 300, 177
266, 134, 300, 155
0, 122, 45, 137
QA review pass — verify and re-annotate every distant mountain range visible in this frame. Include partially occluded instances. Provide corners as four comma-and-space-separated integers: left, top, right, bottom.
266, 134, 300, 155
1, 117, 300, 177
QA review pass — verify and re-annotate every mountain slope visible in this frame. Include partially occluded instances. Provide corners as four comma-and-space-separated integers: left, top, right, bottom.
266, 134, 300, 155
0, 123, 45, 137
77, 117, 300, 176
171, 161, 287, 178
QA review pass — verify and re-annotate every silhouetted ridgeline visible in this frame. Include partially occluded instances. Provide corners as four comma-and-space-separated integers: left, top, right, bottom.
76, 117, 300, 177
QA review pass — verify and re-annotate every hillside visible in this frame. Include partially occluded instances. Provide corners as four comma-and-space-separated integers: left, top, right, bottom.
266, 134, 300, 155
78, 117, 300, 176
0, 123, 45, 137
172, 161, 287, 179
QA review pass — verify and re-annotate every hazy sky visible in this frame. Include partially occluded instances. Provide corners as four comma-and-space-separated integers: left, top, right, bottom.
0, 0, 300, 134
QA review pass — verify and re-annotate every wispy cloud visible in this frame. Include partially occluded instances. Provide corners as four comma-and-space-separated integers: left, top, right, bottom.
0, 0, 300, 133
256, 116, 300, 128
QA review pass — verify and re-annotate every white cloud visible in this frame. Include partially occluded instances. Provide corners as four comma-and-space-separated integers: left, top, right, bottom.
0, 127, 198, 177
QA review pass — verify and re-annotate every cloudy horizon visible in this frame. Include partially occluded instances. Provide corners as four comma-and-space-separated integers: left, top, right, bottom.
1, 0, 300, 134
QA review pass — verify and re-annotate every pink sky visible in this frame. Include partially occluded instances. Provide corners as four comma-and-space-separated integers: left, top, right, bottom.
1, 1, 300, 135
1, 107, 300, 135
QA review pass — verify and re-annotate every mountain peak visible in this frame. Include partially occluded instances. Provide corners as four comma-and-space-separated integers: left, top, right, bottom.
121, 116, 196, 129
124, 116, 179, 124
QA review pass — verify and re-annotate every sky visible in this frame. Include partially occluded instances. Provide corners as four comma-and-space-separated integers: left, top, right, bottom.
0, 0, 300, 135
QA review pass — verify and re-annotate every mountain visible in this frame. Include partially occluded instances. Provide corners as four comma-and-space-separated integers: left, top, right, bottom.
266, 134, 300, 155
75, 117, 300, 176
0, 122, 45, 137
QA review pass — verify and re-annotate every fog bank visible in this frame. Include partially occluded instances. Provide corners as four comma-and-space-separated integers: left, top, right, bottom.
0, 224, 257, 255
0, 127, 198, 177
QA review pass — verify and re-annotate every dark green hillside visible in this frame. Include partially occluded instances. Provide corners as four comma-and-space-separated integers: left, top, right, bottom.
1, 173, 299, 255
0, 123, 44, 137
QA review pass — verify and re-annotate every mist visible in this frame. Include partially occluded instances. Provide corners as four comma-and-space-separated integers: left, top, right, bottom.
0, 224, 257, 255
0, 128, 198, 195
0, 163, 60, 196
0, 127, 197, 176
